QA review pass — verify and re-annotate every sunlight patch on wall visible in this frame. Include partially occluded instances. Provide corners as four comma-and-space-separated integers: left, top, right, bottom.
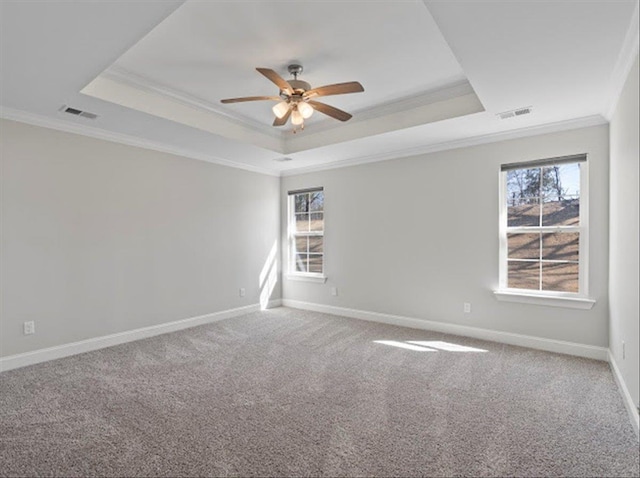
259, 241, 278, 310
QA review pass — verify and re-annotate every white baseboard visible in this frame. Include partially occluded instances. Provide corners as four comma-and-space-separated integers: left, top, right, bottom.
609, 351, 640, 438
281, 299, 609, 361
267, 298, 282, 308
0, 301, 279, 373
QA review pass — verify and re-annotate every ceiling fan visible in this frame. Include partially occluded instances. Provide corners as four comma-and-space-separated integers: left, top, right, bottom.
220, 64, 364, 131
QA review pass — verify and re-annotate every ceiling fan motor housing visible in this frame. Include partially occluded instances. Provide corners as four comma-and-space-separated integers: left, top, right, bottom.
286, 64, 310, 95
288, 79, 311, 95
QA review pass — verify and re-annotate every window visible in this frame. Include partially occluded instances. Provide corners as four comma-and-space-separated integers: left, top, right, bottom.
288, 188, 324, 278
498, 154, 589, 298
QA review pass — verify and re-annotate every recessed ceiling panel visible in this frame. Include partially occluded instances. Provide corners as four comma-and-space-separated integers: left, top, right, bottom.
82, 0, 480, 151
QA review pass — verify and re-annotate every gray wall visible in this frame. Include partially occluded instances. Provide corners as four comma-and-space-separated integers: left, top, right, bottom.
1, 119, 280, 357
609, 54, 639, 407
281, 125, 610, 347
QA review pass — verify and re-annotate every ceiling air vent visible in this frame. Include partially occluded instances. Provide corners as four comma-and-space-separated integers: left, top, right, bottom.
497, 106, 532, 120
514, 107, 532, 116
273, 157, 293, 162
59, 105, 99, 120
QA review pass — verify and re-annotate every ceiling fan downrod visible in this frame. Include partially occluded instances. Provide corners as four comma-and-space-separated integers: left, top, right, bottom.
288, 64, 303, 80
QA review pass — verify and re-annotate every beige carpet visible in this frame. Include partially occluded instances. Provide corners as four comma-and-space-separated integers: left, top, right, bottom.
1, 307, 638, 477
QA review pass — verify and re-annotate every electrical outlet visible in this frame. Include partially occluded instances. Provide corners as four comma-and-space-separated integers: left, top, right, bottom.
463, 303, 471, 314
622, 341, 625, 360
23, 321, 35, 335
239, 288, 246, 297
331, 287, 338, 297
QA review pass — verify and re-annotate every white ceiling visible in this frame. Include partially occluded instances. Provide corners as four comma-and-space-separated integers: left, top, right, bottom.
109, 0, 467, 127
81, 0, 484, 154
1, 1, 638, 176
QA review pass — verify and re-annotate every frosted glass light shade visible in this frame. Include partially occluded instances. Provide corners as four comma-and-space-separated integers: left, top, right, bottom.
297, 101, 314, 119
272, 101, 290, 119
291, 108, 303, 125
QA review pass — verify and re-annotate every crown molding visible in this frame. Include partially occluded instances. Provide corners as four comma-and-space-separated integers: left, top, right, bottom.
359, 80, 474, 119
104, 66, 478, 148
284, 91, 485, 155
280, 114, 607, 177
103, 66, 280, 139
1, 108, 608, 180
603, 0, 639, 120
287, 80, 475, 139
313, 80, 474, 134
0, 106, 280, 177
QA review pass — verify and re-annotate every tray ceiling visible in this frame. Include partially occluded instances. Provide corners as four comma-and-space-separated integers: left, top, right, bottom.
1, 0, 637, 174
82, 0, 483, 154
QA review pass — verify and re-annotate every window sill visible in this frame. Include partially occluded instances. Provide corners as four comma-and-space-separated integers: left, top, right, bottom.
493, 290, 596, 309
286, 274, 327, 284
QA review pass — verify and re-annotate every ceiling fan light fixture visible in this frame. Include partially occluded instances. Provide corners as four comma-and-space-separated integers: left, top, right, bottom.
291, 107, 304, 126
297, 101, 314, 119
272, 101, 290, 119
221, 65, 364, 130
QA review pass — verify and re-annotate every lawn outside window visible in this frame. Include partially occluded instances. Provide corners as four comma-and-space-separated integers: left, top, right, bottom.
287, 188, 326, 283
495, 154, 595, 309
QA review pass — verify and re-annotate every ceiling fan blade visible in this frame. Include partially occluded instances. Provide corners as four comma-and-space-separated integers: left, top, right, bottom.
272, 106, 292, 126
304, 81, 364, 99
308, 100, 352, 122
256, 68, 293, 95
220, 96, 281, 104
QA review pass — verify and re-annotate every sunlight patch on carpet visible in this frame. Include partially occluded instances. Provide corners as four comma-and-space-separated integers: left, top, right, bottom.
374, 339, 487, 352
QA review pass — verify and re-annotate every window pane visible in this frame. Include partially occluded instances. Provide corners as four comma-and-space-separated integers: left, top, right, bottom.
295, 236, 308, 254
295, 213, 309, 232
308, 254, 323, 273
541, 163, 580, 226
309, 191, 324, 212
294, 193, 309, 213
508, 233, 540, 260
542, 233, 579, 262
508, 261, 540, 290
507, 197, 540, 227
310, 212, 323, 232
507, 168, 540, 200
542, 163, 580, 201
542, 262, 578, 292
295, 253, 308, 273
542, 196, 579, 226
308, 236, 323, 253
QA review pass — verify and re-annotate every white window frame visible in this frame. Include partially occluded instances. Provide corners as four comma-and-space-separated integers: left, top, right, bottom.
286, 188, 326, 283
495, 154, 595, 309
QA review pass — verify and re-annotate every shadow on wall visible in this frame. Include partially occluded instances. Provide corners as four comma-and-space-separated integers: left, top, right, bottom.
259, 241, 278, 310
374, 340, 488, 353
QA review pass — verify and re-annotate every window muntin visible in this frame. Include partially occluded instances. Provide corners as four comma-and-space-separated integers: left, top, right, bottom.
500, 156, 587, 295
289, 189, 324, 276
